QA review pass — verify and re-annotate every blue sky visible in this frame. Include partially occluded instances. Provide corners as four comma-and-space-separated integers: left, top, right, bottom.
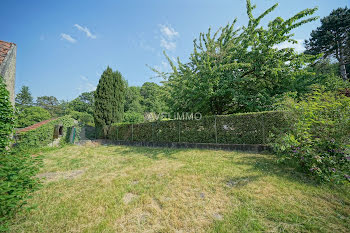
0, 0, 348, 101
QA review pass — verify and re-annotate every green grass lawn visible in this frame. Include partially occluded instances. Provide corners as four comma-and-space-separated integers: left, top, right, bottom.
9, 143, 350, 233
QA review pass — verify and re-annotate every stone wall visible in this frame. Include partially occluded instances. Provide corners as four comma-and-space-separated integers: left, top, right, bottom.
0, 44, 16, 105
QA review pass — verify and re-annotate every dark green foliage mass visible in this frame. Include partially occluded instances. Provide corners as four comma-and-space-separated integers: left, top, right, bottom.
94, 67, 126, 136
0, 77, 41, 230
0, 76, 14, 152
305, 7, 350, 81
68, 91, 95, 115
140, 82, 167, 113
16, 106, 51, 128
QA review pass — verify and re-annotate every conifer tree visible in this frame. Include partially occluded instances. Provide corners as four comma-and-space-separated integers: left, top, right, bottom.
94, 67, 126, 136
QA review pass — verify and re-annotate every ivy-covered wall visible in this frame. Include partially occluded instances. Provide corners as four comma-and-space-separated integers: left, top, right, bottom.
14, 116, 80, 151
106, 111, 288, 145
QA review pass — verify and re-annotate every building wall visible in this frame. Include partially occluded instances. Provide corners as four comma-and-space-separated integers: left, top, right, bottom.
0, 44, 16, 105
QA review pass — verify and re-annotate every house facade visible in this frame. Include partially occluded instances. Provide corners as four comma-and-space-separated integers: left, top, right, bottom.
0, 40, 17, 105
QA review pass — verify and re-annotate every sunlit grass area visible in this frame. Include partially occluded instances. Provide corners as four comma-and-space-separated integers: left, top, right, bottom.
9, 143, 350, 232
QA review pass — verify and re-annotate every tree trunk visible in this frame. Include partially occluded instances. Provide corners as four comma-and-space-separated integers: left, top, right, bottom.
340, 63, 348, 81
339, 49, 348, 81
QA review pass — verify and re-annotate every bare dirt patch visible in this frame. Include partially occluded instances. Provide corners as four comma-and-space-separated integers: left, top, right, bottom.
37, 169, 85, 182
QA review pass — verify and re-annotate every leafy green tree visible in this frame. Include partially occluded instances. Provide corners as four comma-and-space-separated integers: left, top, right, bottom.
94, 67, 126, 136
69, 91, 95, 115
69, 110, 94, 125
140, 82, 167, 113
125, 86, 143, 113
123, 111, 144, 123
15, 86, 33, 109
16, 106, 51, 128
305, 7, 350, 81
156, 0, 318, 114
36, 96, 59, 115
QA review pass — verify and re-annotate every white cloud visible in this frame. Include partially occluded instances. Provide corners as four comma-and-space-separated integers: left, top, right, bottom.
273, 39, 305, 53
74, 24, 96, 39
60, 33, 77, 43
140, 40, 155, 52
158, 24, 179, 51
78, 75, 96, 93
160, 38, 176, 51
159, 24, 179, 40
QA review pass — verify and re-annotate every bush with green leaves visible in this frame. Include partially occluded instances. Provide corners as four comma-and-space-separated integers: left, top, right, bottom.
0, 77, 41, 230
15, 115, 80, 151
16, 106, 51, 128
271, 89, 350, 183
0, 77, 14, 152
106, 111, 287, 144
123, 111, 144, 124
69, 110, 94, 126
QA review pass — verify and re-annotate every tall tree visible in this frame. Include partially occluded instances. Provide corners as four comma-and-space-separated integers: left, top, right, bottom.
156, 0, 318, 114
124, 86, 143, 113
69, 91, 95, 115
305, 7, 350, 81
15, 86, 33, 108
94, 67, 126, 136
140, 82, 167, 113
36, 96, 60, 116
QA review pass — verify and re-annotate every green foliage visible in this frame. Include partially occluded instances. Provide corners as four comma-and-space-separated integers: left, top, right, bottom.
125, 86, 143, 113
16, 106, 51, 128
140, 82, 167, 113
68, 91, 94, 115
15, 86, 33, 109
94, 67, 126, 137
0, 76, 14, 153
0, 153, 41, 230
106, 111, 286, 144
155, 0, 318, 115
36, 96, 65, 117
15, 116, 79, 151
0, 77, 41, 231
271, 90, 350, 183
69, 110, 94, 126
123, 111, 144, 124
305, 7, 350, 81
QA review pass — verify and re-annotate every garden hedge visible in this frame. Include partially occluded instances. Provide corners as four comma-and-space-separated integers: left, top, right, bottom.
14, 115, 80, 151
106, 111, 288, 145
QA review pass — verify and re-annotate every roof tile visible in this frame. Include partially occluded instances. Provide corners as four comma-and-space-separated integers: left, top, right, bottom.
0, 40, 15, 66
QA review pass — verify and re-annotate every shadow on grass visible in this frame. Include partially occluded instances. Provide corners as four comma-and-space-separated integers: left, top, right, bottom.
113, 145, 182, 160
232, 153, 321, 186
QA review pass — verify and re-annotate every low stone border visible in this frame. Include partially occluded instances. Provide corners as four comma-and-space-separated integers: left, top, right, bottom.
77, 139, 269, 153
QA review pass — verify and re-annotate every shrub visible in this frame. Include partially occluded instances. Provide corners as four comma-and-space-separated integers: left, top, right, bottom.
14, 116, 80, 151
123, 111, 144, 124
69, 110, 94, 126
271, 89, 350, 183
0, 76, 14, 152
16, 106, 51, 128
105, 111, 287, 144
0, 77, 41, 230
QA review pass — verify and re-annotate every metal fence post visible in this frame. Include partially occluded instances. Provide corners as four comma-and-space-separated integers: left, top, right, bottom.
262, 114, 266, 145
152, 122, 154, 142
131, 124, 134, 142
178, 120, 181, 142
214, 115, 218, 144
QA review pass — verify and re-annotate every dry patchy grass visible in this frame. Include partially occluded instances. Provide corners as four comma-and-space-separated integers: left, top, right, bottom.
8, 145, 350, 233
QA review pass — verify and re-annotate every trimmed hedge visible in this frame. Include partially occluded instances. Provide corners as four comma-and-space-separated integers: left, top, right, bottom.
14, 116, 80, 151
106, 111, 288, 144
